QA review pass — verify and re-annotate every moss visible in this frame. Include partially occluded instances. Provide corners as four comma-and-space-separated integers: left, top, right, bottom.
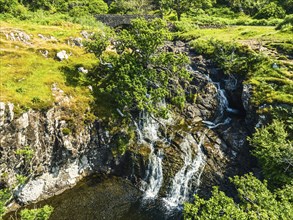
62, 128, 71, 135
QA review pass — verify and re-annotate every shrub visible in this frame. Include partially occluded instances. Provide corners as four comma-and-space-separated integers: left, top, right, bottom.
254, 2, 286, 19
248, 120, 293, 187
184, 173, 293, 219
173, 21, 199, 32
20, 205, 54, 220
276, 15, 293, 32
0, 0, 29, 17
0, 189, 11, 217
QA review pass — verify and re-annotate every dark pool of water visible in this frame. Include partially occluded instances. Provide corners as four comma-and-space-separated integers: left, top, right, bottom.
6, 175, 182, 220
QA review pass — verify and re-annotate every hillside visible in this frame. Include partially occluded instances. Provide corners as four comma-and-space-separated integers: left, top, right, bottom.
0, 1, 292, 220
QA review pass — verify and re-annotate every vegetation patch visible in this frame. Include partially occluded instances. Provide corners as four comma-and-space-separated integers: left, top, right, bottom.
0, 20, 97, 117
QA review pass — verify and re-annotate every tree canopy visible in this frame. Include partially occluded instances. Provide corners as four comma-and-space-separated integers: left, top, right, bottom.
87, 18, 191, 115
248, 120, 293, 187
157, 0, 215, 20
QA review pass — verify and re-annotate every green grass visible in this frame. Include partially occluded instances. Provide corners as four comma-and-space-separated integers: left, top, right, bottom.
0, 19, 98, 116
178, 26, 292, 43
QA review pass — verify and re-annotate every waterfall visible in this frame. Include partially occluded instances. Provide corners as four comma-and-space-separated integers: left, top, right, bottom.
214, 82, 229, 123
143, 147, 164, 198
202, 80, 237, 128
137, 112, 164, 199
163, 132, 206, 208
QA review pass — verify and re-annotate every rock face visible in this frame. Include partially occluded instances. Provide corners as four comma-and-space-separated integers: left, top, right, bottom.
0, 102, 114, 204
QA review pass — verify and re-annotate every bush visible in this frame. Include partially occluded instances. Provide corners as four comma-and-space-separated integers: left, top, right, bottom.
205, 7, 238, 19
184, 173, 293, 220
68, 0, 108, 16
0, 189, 11, 217
254, 2, 286, 19
279, 0, 293, 14
276, 15, 293, 32
173, 21, 199, 32
20, 205, 54, 220
0, 0, 29, 17
248, 120, 293, 187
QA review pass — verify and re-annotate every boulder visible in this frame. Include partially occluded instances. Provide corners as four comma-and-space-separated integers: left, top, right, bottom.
78, 67, 88, 74
56, 50, 69, 61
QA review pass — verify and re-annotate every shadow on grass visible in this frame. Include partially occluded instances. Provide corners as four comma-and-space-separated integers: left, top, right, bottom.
61, 65, 86, 87
60, 64, 118, 119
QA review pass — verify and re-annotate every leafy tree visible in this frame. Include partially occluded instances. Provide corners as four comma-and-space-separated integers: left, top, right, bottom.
68, 0, 108, 15
248, 120, 293, 187
109, 0, 153, 14
276, 14, 293, 32
184, 187, 247, 219
87, 18, 190, 115
0, 0, 18, 13
158, 0, 215, 21
278, 0, 293, 14
184, 173, 293, 219
22, 0, 54, 11
22, 0, 108, 14
254, 2, 286, 19
228, 0, 267, 15
0, 0, 27, 15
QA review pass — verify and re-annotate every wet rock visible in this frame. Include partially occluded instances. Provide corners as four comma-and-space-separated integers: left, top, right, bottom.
0, 101, 115, 206
16, 179, 45, 204
242, 84, 257, 126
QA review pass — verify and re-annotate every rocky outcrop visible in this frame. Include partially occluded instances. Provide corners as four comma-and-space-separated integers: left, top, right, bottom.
1, 41, 258, 212
56, 50, 70, 61
0, 102, 115, 205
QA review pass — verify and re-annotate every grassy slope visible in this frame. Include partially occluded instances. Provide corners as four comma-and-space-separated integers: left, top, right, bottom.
0, 20, 98, 115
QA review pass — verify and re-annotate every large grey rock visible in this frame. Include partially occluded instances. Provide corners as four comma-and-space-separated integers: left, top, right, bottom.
0, 101, 113, 206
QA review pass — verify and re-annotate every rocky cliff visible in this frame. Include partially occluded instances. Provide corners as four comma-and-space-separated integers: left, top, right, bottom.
0, 42, 258, 212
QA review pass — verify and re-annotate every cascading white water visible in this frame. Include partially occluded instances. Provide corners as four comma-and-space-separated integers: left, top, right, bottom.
136, 112, 164, 199
163, 132, 206, 208
214, 82, 229, 123
143, 147, 164, 198
202, 81, 237, 128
